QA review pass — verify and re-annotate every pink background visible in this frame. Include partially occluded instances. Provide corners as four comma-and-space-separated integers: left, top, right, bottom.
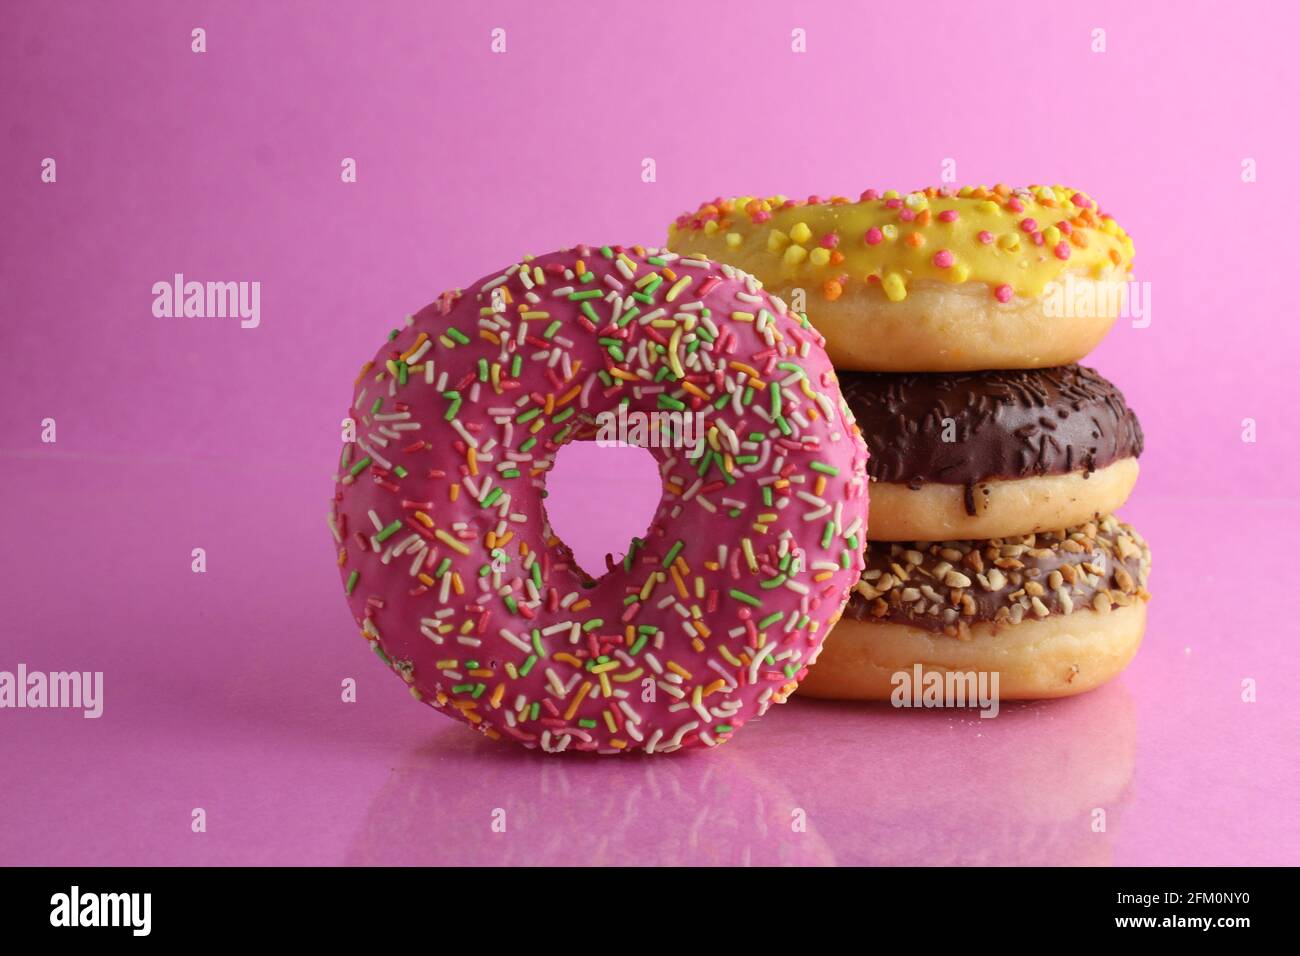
2, 0, 1297, 865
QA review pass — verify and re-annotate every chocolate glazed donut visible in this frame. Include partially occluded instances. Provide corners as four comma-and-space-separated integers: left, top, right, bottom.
839, 365, 1144, 541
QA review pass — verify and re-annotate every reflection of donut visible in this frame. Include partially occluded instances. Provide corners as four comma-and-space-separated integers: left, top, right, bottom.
840, 365, 1143, 540
787, 686, 1138, 865
347, 730, 835, 866
667, 185, 1134, 372
329, 246, 870, 754
800, 516, 1152, 699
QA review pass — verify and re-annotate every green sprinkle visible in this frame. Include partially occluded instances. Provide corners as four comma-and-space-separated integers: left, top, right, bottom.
578, 718, 598, 729
729, 589, 762, 608
446, 327, 469, 345
500, 468, 520, 479
504, 595, 519, 614
451, 683, 473, 693
471, 683, 486, 699
435, 557, 452, 578
543, 320, 562, 339
715, 724, 734, 734
345, 570, 359, 594
821, 521, 834, 548
769, 381, 783, 417
393, 465, 408, 479
658, 394, 686, 411
600, 245, 614, 258
375, 520, 402, 543
629, 634, 648, 655
760, 574, 787, 589
516, 407, 541, 424
442, 390, 462, 420
510, 354, 522, 377
519, 436, 537, 453
662, 540, 684, 567
529, 701, 540, 720
518, 654, 538, 677
370, 398, 383, 415
480, 487, 503, 508
569, 289, 603, 301
477, 358, 489, 381
582, 618, 604, 632
810, 461, 840, 476
759, 611, 785, 629
348, 456, 372, 477
372, 642, 390, 664
552, 406, 575, 424
531, 629, 545, 657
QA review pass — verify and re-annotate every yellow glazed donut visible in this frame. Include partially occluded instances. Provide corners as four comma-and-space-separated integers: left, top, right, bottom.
798, 516, 1152, 701
668, 185, 1135, 372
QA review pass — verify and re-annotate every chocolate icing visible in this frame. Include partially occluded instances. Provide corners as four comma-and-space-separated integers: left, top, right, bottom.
839, 365, 1144, 494
841, 517, 1151, 636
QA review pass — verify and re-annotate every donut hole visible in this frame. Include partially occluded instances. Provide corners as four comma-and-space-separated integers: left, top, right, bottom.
544, 440, 662, 580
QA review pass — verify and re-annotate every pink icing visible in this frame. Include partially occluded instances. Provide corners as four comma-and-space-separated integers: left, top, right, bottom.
329, 246, 869, 754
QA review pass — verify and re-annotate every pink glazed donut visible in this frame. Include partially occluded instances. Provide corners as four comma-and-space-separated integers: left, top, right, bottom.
329, 245, 869, 754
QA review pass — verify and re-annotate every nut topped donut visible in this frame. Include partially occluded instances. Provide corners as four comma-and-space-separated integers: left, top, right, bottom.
799, 516, 1152, 700
329, 245, 870, 754
840, 364, 1143, 540
668, 185, 1135, 372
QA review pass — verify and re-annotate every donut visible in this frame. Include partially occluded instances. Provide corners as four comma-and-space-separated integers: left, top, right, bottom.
667, 185, 1134, 372
328, 245, 870, 754
798, 515, 1152, 700
840, 364, 1142, 541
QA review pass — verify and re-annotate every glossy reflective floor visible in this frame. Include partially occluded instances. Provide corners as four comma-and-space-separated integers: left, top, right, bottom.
2, 457, 1296, 866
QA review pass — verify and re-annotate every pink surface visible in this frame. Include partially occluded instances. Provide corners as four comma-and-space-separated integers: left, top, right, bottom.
2, 0, 1298, 865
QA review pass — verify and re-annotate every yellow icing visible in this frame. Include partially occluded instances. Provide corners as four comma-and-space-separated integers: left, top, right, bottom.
667, 184, 1134, 302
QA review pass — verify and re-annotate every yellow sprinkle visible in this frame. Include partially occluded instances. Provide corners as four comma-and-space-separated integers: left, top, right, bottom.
719, 646, 743, 667
612, 667, 643, 683
435, 528, 470, 555
741, 538, 758, 571
882, 272, 907, 302
789, 221, 812, 244
809, 247, 830, 267
603, 709, 618, 733
783, 245, 808, 267
725, 232, 742, 248
665, 276, 692, 302
766, 229, 790, 253
590, 661, 619, 674
598, 671, 612, 698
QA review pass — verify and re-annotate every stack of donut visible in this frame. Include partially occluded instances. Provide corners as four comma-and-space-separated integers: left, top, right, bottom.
669, 185, 1151, 699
